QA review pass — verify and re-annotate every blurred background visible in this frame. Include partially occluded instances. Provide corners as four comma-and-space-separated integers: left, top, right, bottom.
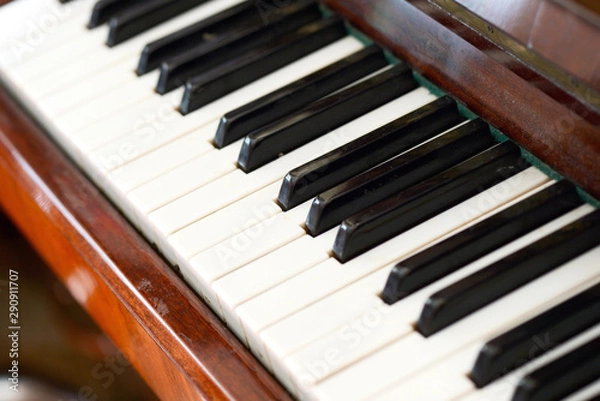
0, 211, 159, 401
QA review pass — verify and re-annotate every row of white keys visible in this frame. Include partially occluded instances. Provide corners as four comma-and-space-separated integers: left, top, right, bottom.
10, 24, 106, 85
234, 167, 550, 374
0, 0, 95, 69
185, 201, 313, 312
41, 58, 158, 118
305, 204, 597, 401
215, 229, 339, 342
126, 141, 240, 216
165, 181, 283, 264
146, 87, 436, 245
371, 318, 600, 401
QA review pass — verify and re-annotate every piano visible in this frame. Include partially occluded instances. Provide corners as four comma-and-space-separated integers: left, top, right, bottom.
0, 0, 598, 400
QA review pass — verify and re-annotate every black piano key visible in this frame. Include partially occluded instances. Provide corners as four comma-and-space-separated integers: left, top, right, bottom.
470, 283, 600, 388
381, 180, 584, 304
214, 45, 389, 149
512, 336, 600, 401
278, 97, 465, 211
137, 0, 270, 75
180, 16, 349, 115
332, 141, 526, 262
107, 0, 210, 47
88, 0, 144, 29
306, 118, 491, 235
237, 64, 419, 172
156, 1, 321, 93
416, 209, 600, 337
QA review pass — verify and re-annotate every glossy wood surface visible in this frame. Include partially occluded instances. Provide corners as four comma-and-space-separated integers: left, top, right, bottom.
325, 0, 600, 200
453, 0, 600, 91
0, 88, 292, 400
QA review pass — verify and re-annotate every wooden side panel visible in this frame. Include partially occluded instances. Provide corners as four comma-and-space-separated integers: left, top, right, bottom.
0, 89, 292, 401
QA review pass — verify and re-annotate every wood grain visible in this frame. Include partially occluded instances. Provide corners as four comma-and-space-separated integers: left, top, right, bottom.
325, 0, 600, 200
0, 88, 292, 400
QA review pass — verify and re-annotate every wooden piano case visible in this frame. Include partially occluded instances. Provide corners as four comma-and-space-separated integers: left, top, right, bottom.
0, 0, 598, 399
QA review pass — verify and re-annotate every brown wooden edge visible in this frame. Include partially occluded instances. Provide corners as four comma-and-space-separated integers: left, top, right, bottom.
427, 0, 600, 126
0, 87, 292, 400
325, 0, 600, 200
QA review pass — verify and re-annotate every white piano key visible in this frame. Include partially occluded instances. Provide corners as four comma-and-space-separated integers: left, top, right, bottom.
282, 201, 592, 396
165, 181, 283, 265
0, 0, 60, 51
184, 210, 308, 312
109, 120, 221, 193
127, 143, 239, 215
88, 98, 217, 173
0, 0, 94, 69
309, 214, 599, 401
370, 348, 476, 401
0, 0, 94, 68
12, 26, 107, 82
39, 61, 141, 117
148, 87, 436, 240
55, 72, 162, 138
266, 267, 390, 393
214, 230, 338, 344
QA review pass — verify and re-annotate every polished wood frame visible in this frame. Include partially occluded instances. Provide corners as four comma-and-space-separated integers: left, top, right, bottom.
323, 0, 600, 200
0, 0, 598, 400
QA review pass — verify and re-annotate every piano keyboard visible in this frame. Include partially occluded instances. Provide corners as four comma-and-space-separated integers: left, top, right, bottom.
1, 1, 598, 400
